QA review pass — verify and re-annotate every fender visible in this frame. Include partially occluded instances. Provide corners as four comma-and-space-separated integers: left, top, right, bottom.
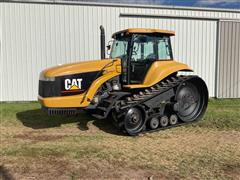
124, 60, 192, 89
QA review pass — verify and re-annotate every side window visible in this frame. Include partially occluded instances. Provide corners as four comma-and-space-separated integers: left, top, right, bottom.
158, 38, 171, 60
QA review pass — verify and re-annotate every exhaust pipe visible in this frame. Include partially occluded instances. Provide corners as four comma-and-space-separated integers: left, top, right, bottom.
100, 25, 105, 59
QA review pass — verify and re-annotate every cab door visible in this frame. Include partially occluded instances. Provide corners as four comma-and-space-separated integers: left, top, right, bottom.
130, 35, 157, 84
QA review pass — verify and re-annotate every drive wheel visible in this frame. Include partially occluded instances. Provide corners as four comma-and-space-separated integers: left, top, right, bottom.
176, 78, 208, 122
124, 107, 145, 135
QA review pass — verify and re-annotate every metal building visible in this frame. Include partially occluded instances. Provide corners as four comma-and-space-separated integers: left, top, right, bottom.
0, 1, 240, 101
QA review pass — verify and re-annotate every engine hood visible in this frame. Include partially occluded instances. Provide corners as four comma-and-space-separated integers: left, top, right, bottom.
43, 59, 116, 77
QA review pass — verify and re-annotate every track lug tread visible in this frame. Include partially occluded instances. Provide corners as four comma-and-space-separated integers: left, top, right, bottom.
112, 75, 203, 135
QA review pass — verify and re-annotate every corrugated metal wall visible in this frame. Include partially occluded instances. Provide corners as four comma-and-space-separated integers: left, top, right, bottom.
0, 5, 2, 102
0, 2, 240, 101
217, 21, 240, 98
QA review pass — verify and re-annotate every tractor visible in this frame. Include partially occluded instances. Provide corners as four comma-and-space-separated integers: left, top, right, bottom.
38, 26, 208, 135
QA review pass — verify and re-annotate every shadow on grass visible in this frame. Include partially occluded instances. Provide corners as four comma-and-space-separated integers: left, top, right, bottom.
0, 165, 14, 180
16, 109, 124, 135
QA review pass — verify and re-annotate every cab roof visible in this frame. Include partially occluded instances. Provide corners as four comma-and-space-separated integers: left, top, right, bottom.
112, 28, 175, 38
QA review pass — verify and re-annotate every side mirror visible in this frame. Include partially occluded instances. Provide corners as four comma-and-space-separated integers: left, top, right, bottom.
107, 45, 111, 51
107, 40, 113, 55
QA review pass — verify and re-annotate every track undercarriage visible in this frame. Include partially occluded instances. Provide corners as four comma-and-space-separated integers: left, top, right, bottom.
92, 75, 208, 136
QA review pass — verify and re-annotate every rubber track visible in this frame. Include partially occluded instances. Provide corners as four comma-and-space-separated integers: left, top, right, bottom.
115, 75, 198, 134
118, 75, 193, 110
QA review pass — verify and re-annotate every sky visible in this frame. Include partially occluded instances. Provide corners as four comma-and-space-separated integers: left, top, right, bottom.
74, 0, 240, 9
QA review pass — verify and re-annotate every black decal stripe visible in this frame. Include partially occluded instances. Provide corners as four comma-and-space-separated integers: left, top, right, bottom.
38, 71, 101, 98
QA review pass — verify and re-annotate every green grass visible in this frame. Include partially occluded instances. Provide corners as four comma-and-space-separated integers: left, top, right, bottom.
0, 102, 85, 128
1, 99, 240, 130
1, 99, 240, 179
193, 99, 240, 130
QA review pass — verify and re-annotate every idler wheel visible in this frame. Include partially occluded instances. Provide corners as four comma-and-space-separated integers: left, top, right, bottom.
124, 107, 145, 135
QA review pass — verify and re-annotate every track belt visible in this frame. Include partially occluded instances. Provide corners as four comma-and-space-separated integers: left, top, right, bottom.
114, 75, 201, 135
118, 75, 194, 111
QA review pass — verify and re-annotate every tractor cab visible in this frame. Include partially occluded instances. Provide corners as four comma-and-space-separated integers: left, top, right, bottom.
110, 28, 175, 85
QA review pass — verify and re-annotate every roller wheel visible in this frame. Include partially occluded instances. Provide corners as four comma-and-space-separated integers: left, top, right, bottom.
124, 107, 145, 135
160, 116, 169, 127
149, 117, 159, 130
175, 77, 208, 122
169, 114, 178, 125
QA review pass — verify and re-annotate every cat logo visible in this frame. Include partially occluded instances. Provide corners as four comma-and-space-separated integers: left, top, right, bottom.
64, 78, 83, 92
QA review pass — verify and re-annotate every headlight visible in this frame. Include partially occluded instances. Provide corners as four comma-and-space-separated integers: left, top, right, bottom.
39, 71, 55, 81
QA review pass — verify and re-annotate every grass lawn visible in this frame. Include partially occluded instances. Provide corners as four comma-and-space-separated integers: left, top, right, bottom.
0, 99, 240, 179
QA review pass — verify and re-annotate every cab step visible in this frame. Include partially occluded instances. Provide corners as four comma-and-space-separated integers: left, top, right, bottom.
91, 114, 105, 119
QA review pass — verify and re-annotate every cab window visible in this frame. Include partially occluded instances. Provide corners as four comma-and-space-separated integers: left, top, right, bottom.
131, 35, 172, 61
158, 37, 172, 60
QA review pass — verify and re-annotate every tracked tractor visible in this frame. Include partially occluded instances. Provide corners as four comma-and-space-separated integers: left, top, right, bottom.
38, 26, 208, 135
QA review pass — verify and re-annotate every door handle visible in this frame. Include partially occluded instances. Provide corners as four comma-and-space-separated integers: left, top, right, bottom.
131, 64, 135, 72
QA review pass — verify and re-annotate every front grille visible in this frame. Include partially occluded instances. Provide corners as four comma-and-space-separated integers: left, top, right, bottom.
38, 80, 60, 97
42, 106, 77, 115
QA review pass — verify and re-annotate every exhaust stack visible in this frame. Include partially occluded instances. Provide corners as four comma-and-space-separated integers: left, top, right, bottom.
100, 25, 105, 59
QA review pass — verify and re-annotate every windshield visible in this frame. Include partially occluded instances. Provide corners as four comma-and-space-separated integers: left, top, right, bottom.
110, 37, 129, 59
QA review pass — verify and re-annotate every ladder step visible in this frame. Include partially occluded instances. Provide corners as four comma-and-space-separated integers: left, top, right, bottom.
92, 114, 105, 119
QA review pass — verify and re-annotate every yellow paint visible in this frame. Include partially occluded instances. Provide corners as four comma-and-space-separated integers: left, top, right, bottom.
112, 28, 175, 38
38, 95, 86, 108
44, 59, 117, 77
124, 60, 192, 89
38, 59, 121, 108
39, 59, 191, 107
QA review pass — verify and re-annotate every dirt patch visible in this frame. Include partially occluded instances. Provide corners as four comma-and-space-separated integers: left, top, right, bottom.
71, 158, 174, 180
1, 157, 71, 180
221, 162, 240, 180
2, 127, 240, 179
1, 100, 240, 179
12, 130, 65, 142
1, 157, 172, 180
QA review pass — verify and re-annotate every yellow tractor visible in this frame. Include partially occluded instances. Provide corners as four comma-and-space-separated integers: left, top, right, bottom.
38, 26, 208, 135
